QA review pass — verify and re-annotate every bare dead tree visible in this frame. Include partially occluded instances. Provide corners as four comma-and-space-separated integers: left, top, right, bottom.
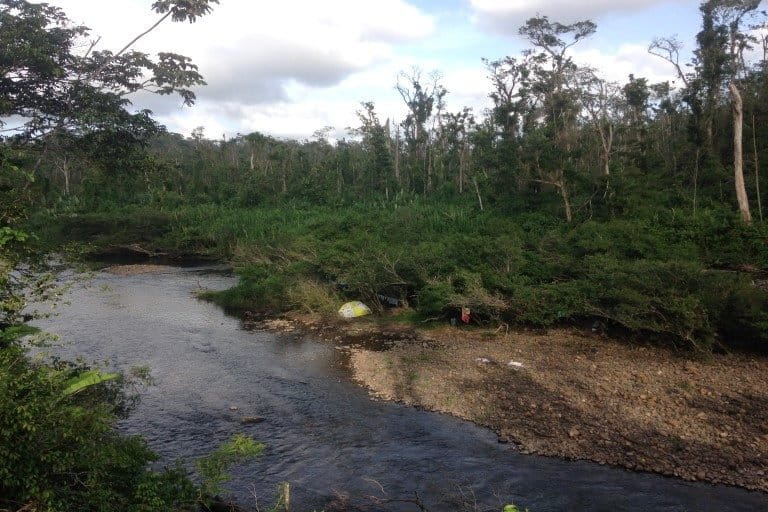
730, 82, 752, 224
648, 36, 690, 87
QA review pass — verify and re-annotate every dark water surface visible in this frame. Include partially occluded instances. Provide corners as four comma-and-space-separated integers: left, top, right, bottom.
33, 267, 768, 511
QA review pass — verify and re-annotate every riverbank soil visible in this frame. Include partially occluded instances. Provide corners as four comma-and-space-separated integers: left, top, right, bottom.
105, 264, 176, 275
258, 314, 768, 492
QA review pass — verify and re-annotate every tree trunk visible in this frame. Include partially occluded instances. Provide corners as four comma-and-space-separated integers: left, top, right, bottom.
249, 150, 255, 171
458, 144, 467, 194
394, 124, 401, 185
559, 179, 572, 223
61, 159, 70, 196
752, 114, 763, 222
281, 160, 287, 194
425, 144, 432, 193
601, 123, 613, 176
730, 82, 752, 224
693, 148, 700, 217
472, 176, 484, 211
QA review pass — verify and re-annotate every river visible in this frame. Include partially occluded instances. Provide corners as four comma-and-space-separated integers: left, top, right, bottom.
32, 266, 768, 511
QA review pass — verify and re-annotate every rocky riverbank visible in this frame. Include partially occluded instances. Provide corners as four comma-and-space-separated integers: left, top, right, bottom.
249, 312, 768, 493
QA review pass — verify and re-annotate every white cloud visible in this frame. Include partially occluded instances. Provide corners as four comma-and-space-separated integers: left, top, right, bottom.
48, 0, 435, 132
441, 67, 492, 115
469, 0, 688, 33
572, 44, 680, 85
38, 1, 698, 139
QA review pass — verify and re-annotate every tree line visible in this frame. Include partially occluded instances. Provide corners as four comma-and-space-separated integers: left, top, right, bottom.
5, 1, 766, 229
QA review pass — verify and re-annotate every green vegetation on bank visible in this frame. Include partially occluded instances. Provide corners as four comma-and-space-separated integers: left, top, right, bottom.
37, 199, 768, 353
0, 2, 271, 511
1, 226, 268, 511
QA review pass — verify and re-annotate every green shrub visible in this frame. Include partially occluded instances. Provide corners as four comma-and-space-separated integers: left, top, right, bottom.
698, 272, 768, 351
718, 285, 768, 350
417, 280, 455, 317
286, 278, 342, 315
505, 281, 590, 326
0, 338, 198, 512
579, 258, 714, 349
201, 266, 291, 313
196, 434, 265, 500
416, 271, 508, 322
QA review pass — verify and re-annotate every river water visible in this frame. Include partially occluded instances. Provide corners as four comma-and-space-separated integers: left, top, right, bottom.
32, 267, 768, 511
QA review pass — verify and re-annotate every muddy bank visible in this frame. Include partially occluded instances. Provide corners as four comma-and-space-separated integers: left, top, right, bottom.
89, 244, 217, 266
251, 313, 768, 493
105, 264, 178, 275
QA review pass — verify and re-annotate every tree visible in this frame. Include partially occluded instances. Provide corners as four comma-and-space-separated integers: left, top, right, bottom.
648, 36, 691, 88
650, 1, 763, 223
0, 0, 217, 196
574, 68, 620, 177
518, 16, 597, 222
354, 102, 394, 196
396, 68, 446, 193
730, 81, 752, 223
700, 0, 760, 223
439, 107, 475, 196
484, 56, 530, 139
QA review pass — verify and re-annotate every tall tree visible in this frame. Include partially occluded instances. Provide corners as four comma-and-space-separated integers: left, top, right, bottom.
354, 102, 394, 196
518, 16, 597, 222
396, 69, 446, 194
700, 0, 760, 223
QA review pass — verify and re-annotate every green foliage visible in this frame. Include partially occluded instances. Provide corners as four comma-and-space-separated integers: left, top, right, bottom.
418, 271, 508, 322
36, 210, 173, 249
0, 324, 39, 346
702, 273, 768, 350
0, 335, 198, 511
201, 263, 293, 312
195, 434, 265, 499
0, 226, 29, 247
62, 369, 120, 397
286, 278, 344, 315
0, 0, 211, 141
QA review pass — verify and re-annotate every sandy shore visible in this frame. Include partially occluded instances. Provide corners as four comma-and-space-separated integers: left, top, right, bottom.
252, 313, 768, 492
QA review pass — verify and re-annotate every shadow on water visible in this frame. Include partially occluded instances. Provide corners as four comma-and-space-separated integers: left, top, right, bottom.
32, 267, 768, 512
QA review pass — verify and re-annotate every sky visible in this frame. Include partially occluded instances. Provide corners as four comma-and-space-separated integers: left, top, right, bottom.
47, 0, 705, 140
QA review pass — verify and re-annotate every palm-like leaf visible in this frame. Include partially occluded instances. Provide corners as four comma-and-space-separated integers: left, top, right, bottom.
62, 370, 119, 397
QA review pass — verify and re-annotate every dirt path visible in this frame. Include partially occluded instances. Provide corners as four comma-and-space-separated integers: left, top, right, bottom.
253, 314, 768, 492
